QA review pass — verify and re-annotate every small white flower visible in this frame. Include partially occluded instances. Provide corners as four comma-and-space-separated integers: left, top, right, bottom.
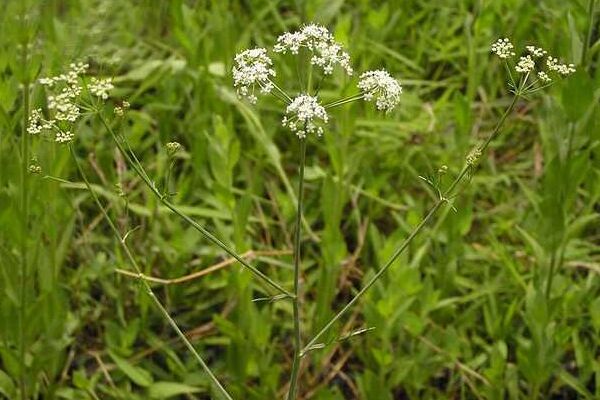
515, 55, 535, 73
491, 38, 515, 59
546, 57, 576, 76
89, 77, 114, 100
69, 62, 89, 75
537, 71, 551, 83
274, 24, 353, 75
55, 130, 74, 144
357, 70, 402, 112
27, 108, 44, 135
233, 48, 276, 103
49, 90, 80, 122
282, 94, 328, 139
39, 77, 55, 87
526, 45, 547, 58
274, 31, 306, 54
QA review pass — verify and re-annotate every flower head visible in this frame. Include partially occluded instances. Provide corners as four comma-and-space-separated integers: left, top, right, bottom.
526, 45, 547, 58
491, 38, 515, 59
32, 62, 113, 144
358, 70, 402, 112
274, 24, 353, 75
114, 101, 130, 116
546, 57, 576, 76
27, 109, 44, 135
282, 94, 328, 139
515, 55, 535, 73
55, 130, 74, 144
166, 141, 182, 156
537, 71, 551, 83
89, 77, 114, 100
233, 48, 276, 103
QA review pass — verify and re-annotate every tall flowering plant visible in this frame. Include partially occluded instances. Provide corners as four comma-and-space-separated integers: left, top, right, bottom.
233, 23, 402, 399
24, 22, 576, 399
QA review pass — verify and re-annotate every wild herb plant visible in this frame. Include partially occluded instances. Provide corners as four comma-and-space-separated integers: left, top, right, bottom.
21, 16, 580, 398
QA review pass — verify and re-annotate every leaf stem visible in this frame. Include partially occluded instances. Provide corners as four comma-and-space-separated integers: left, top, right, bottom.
302, 93, 520, 355
324, 94, 364, 109
68, 145, 234, 400
286, 138, 307, 400
99, 115, 293, 298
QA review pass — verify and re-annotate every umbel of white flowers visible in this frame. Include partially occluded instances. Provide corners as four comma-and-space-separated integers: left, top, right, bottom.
28, 62, 114, 144
491, 38, 576, 83
232, 23, 402, 139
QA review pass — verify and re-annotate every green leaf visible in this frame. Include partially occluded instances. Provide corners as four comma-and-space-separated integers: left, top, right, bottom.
148, 382, 202, 398
108, 351, 153, 387
0, 369, 15, 399
561, 70, 594, 121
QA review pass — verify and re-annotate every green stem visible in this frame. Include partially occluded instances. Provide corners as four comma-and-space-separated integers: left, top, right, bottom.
582, 0, 597, 66
18, 18, 30, 400
99, 115, 293, 298
69, 145, 234, 400
268, 79, 292, 104
301, 94, 519, 355
286, 139, 306, 400
324, 94, 364, 109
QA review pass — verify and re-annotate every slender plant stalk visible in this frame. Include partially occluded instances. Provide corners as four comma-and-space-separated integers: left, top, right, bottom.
286, 138, 307, 400
69, 145, 234, 400
301, 93, 520, 355
325, 94, 365, 109
582, 0, 597, 65
18, 13, 30, 400
97, 115, 293, 299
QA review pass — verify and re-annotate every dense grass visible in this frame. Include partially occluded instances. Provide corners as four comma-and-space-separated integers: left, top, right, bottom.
0, 0, 599, 399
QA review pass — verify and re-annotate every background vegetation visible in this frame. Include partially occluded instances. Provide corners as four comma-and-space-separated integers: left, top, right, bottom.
0, 0, 599, 398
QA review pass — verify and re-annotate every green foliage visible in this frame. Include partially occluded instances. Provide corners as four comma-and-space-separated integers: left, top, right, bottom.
0, 0, 598, 399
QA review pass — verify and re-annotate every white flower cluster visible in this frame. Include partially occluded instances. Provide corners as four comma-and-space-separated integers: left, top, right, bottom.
515, 55, 535, 73
357, 70, 402, 112
491, 38, 576, 83
526, 46, 547, 58
30, 62, 114, 144
282, 94, 328, 139
546, 57, 576, 76
114, 101, 130, 116
274, 24, 353, 75
233, 48, 275, 103
233, 24, 402, 138
537, 71, 551, 83
40, 62, 89, 126
27, 109, 51, 135
491, 38, 515, 59
55, 130, 75, 144
89, 77, 114, 100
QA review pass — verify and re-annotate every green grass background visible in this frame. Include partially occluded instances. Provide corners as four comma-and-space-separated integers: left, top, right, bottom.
0, 0, 599, 398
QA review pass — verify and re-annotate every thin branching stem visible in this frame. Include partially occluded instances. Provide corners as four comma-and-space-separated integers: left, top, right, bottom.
269, 79, 292, 104
98, 115, 293, 298
286, 138, 307, 400
68, 145, 234, 400
324, 94, 364, 109
302, 93, 520, 355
